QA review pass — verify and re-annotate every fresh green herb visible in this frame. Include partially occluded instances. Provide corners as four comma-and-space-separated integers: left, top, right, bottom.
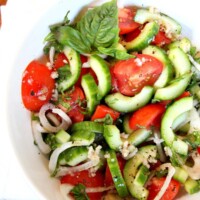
94, 114, 114, 125
184, 131, 200, 149
98, 46, 134, 60
70, 184, 89, 200
170, 149, 187, 167
155, 169, 168, 178
57, 64, 71, 84
76, 0, 119, 50
45, 134, 60, 150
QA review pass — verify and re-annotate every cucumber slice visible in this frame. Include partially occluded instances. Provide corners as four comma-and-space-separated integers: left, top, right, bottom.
124, 145, 157, 200
134, 9, 181, 35
89, 55, 111, 99
168, 47, 191, 77
105, 86, 154, 113
142, 45, 174, 88
172, 111, 189, 131
71, 121, 104, 133
123, 114, 133, 134
58, 46, 81, 92
123, 21, 159, 51
55, 129, 71, 144
81, 74, 99, 115
185, 178, 200, 194
134, 165, 150, 186
190, 84, 200, 101
154, 73, 192, 101
173, 167, 188, 183
128, 128, 152, 147
107, 150, 129, 197
172, 139, 188, 156
168, 37, 191, 53
103, 125, 122, 151
71, 130, 95, 145
58, 146, 88, 166
161, 97, 193, 147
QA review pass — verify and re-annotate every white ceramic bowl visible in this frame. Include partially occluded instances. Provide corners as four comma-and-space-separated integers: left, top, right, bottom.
2, 0, 200, 199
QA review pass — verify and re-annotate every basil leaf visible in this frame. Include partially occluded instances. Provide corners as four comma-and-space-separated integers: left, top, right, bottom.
77, 0, 119, 49
54, 26, 91, 53
98, 46, 134, 60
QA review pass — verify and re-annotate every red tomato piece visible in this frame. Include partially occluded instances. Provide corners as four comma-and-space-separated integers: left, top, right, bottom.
147, 177, 180, 200
118, 8, 140, 35
113, 54, 163, 96
129, 103, 166, 131
21, 60, 55, 111
151, 31, 171, 46
175, 91, 190, 100
124, 27, 141, 42
61, 170, 104, 200
54, 53, 68, 70
105, 156, 126, 186
197, 147, 200, 154
110, 66, 119, 93
91, 105, 120, 121
58, 86, 86, 123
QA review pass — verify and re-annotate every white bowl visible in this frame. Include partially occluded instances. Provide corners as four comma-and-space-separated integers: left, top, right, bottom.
2, 0, 200, 199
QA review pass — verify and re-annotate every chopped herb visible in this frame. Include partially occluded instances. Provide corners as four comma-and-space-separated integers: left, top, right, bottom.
70, 184, 89, 200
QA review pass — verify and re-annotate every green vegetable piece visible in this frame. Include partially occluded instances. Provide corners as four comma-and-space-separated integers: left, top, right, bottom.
77, 0, 119, 50
103, 125, 122, 150
71, 130, 95, 145
185, 178, 200, 194
107, 149, 129, 197
105, 86, 154, 113
128, 128, 152, 146
89, 55, 111, 100
55, 129, 71, 144
142, 45, 174, 88
123, 21, 159, 51
59, 146, 88, 166
70, 184, 89, 200
57, 46, 81, 92
173, 167, 188, 183
81, 74, 99, 116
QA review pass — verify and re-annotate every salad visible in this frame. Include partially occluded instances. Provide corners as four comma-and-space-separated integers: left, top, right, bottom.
21, 0, 200, 199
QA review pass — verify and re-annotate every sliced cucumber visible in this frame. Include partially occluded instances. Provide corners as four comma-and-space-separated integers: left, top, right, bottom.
81, 74, 99, 115
168, 47, 191, 77
71, 130, 95, 145
168, 37, 191, 53
134, 8, 181, 35
161, 97, 193, 148
154, 73, 192, 101
58, 146, 88, 166
134, 165, 150, 186
172, 138, 188, 156
123, 114, 133, 134
173, 166, 188, 183
58, 46, 81, 92
123, 21, 159, 51
142, 45, 174, 88
71, 121, 104, 133
184, 178, 200, 194
124, 145, 157, 200
105, 86, 154, 113
107, 150, 129, 197
172, 111, 189, 131
103, 125, 122, 151
128, 128, 152, 147
55, 129, 71, 144
190, 83, 200, 101
89, 55, 111, 99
